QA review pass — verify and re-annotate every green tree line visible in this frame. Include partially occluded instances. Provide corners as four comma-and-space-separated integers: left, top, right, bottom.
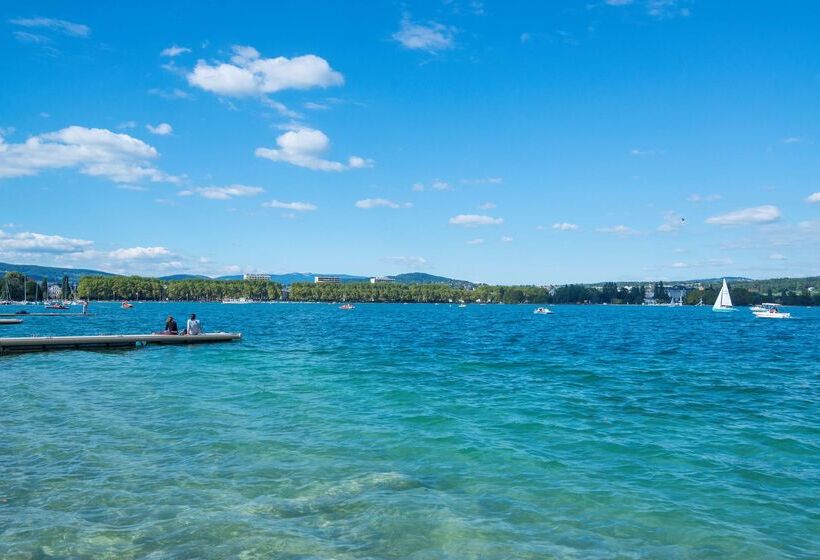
77, 276, 282, 301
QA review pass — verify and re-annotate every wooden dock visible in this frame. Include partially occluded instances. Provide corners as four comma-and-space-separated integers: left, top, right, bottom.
0, 332, 242, 354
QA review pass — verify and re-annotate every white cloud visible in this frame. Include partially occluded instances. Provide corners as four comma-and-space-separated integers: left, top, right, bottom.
552, 222, 579, 231
0, 229, 93, 254
255, 127, 371, 172
781, 137, 802, 144
671, 262, 688, 268
393, 16, 455, 52
449, 214, 503, 226
9, 17, 90, 37
657, 211, 685, 232
467, 238, 485, 245
161, 45, 191, 57
148, 88, 191, 100
806, 192, 820, 203
706, 205, 781, 226
382, 256, 430, 269
0, 125, 177, 184
108, 246, 172, 260
769, 253, 787, 260
597, 225, 638, 235
355, 198, 411, 209
687, 193, 721, 202
411, 182, 425, 192
180, 185, 264, 200
187, 45, 343, 97
262, 199, 317, 211
461, 177, 503, 185
117, 121, 137, 129
501, 235, 513, 242
432, 179, 452, 191
478, 202, 496, 210
146, 122, 173, 135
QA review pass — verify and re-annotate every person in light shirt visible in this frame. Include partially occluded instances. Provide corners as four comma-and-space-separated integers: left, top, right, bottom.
184, 313, 203, 335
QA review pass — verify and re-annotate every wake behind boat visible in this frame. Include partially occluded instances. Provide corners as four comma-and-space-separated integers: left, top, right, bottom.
533, 307, 553, 314
712, 279, 736, 312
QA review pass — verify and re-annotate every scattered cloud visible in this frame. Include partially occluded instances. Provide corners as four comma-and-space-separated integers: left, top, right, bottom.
161, 45, 191, 57
255, 127, 371, 172
12, 31, 51, 45
179, 185, 264, 200
146, 122, 173, 135
606, 0, 690, 18
671, 262, 688, 268
769, 253, 787, 260
355, 198, 412, 209
9, 17, 90, 37
117, 121, 137, 130
467, 238, 485, 245
687, 193, 721, 202
806, 192, 820, 203
187, 45, 343, 97
148, 88, 191, 100
478, 202, 496, 210
0, 229, 92, 255
597, 225, 638, 235
382, 256, 430, 269
552, 222, 579, 231
460, 177, 503, 185
0, 125, 177, 184
411, 182, 425, 192
393, 15, 455, 52
262, 199, 317, 211
449, 214, 503, 226
630, 148, 660, 156
657, 211, 685, 232
706, 205, 781, 226
108, 246, 172, 260
781, 137, 802, 144
501, 235, 513, 242
432, 179, 452, 191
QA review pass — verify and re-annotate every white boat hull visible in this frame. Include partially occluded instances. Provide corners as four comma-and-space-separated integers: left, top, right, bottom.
753, 311, 790, 319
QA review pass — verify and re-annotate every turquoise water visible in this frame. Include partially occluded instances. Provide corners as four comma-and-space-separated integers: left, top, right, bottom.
1, 303, 818, 559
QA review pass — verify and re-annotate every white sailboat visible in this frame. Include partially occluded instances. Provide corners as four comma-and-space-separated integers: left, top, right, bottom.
712, 279, 736, 312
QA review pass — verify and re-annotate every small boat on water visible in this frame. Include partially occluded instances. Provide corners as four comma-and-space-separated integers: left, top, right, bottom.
121, 301, 134, 309
533, 307, 553, 315
712, 279, 736, 312
339, 303, 355, 310
222, 298, 252, 304
753, 303, 791, 319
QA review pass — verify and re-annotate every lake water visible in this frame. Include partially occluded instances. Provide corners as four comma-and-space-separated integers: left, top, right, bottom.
1, 303, 818, 559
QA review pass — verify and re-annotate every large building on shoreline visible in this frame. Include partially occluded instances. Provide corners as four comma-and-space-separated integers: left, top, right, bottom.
243, 273, 271, 281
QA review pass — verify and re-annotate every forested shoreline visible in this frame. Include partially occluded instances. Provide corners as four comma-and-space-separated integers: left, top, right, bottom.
58, 275, 820, 306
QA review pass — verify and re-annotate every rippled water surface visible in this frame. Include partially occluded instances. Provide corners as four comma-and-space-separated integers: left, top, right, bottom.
1, 303, 818, 559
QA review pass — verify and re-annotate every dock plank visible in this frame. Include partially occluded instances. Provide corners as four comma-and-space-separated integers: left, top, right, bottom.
0, 332, 242, 354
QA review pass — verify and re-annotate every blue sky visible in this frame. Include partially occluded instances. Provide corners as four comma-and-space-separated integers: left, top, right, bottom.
1, 1, 818, 284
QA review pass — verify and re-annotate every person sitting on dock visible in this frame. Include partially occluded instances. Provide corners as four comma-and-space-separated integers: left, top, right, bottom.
184, 313, 203, 335
164, 316, 178, 335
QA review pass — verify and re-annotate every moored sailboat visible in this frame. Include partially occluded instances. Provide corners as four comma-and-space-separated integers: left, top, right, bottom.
712, 279, 736, 312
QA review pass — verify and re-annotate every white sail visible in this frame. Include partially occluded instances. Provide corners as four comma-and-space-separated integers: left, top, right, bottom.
713, 279, 733, 309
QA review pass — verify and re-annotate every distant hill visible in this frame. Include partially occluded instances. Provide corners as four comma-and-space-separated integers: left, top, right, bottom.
0, 261, 115, 284
392, 272, 475, 288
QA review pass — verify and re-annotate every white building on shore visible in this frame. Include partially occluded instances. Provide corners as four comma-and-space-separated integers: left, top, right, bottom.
314, 276, 341, 284
369, 277, 395, 284
243, 273, 271, 281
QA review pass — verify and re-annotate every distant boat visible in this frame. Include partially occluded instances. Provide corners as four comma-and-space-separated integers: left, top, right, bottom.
339, 303, 354, 310
753, 303, 791, 319
222, 298, 252, 304
44, 303, 68, 310
458, 303, 467, 308
121, 301, 134, 309
712, 279, 736, 312
533, 307, 553, 315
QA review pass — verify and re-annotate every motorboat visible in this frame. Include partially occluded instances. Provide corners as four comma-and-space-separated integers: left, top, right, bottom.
121, 301, 134, 309
753, 303, 791, 319
339, 303, 355, 310
222, 298, 252, 304
712, 279, 736, 312
533, 307, 553, 315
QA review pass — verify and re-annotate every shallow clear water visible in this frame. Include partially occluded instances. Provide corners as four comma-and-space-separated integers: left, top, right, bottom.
1, 303, 818, 559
